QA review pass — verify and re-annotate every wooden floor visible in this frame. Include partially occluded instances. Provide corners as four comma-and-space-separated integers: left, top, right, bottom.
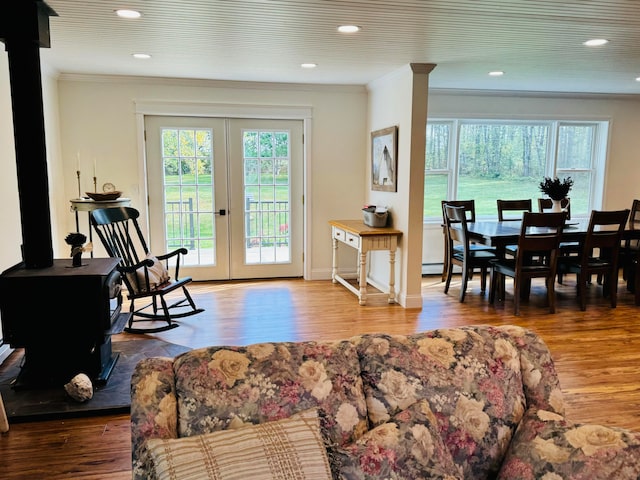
2, 273, 640, 479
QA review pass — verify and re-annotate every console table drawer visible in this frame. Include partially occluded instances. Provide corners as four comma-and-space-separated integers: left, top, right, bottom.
332, 227, 347, 242
345, 232, 360, 249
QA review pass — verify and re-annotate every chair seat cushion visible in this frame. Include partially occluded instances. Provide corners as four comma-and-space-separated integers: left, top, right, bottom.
452, 249, 498, 262
453, 244, 494, 253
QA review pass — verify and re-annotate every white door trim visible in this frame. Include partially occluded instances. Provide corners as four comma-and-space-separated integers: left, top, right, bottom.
134, 100, 313, 279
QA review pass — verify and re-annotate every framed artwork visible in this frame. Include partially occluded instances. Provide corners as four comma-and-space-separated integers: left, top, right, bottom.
371, 126, 398, 192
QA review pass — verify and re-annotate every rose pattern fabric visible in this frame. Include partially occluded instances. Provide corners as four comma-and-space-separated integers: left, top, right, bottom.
497, 408, 640, 480
171, 339, 369, 447
330, 400, 463, 479
130, 357, 178, 479
352, 325, 564, 479
130, 325, 639, 480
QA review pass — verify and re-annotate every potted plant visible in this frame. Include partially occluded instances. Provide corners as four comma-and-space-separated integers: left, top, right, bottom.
539, 176, 573, 212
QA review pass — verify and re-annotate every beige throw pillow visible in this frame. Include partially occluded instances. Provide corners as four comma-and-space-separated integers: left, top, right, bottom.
146, 408, 332, 480
127, 254, 170, 293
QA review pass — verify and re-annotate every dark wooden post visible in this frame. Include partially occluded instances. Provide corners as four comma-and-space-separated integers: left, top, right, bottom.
0, 1, 57, 268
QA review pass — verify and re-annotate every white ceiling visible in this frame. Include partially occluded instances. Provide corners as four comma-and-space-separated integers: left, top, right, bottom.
37, 0, 640, 95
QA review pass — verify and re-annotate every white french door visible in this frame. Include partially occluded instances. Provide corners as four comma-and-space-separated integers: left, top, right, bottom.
144, 116, 303, 280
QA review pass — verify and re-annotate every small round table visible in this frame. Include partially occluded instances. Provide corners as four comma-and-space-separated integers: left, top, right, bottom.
70, 198, 132, 255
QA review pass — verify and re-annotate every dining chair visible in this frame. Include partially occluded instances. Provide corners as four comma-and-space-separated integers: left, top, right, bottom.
497, 199, 533, 257
489, 212, 566, 315
440, 200, 493, 281
620, 199, 640, 283
557, 209, 630, 311
623, 243, 640, 306
538, 197, 571, 220
538, 197, 579, 282
443, 203, 499, 302
497, 199, 532, 221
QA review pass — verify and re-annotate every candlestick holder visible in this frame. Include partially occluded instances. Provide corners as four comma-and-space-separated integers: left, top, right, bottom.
76, 170, 81, 198
93, 176, 97, 193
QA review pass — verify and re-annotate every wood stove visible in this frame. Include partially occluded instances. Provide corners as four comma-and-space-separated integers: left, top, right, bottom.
0, 258, 130, 388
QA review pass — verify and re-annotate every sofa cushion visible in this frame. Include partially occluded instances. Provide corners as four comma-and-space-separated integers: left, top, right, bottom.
172, 340, 368, 447
147, 408, 332, 480
497, 408, 640, 480
353, 326, 538, 479
329, 399, 462, 479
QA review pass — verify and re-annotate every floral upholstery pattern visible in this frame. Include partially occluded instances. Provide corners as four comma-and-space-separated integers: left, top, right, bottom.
353, 325, 564, 479
130, 325, 639, 480
171, 340, 368, 445
330, 399, 462, 479
130, 357, 178, 478
498, 408, 640, 480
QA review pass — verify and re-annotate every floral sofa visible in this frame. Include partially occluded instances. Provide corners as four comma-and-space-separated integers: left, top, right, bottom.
130, 325, 640, 479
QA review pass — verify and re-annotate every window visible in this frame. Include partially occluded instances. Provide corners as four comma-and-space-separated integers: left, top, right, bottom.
424, 119, 608, 220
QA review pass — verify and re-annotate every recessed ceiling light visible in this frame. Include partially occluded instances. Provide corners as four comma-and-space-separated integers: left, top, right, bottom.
132, 53, 151, 59
116, 9, 142, 19
636, 77, 640, 82
583, 38, 608, 47
301, 63, 317, 69
488, 71, 504, 77
338, 25, 361, 33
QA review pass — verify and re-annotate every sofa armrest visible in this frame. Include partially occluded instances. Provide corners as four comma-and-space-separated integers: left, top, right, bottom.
130, 357, 178, 480
496, 325, 565, 416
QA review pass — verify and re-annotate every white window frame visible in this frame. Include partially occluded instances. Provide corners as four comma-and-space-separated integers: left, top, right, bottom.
424, 117, 609, 222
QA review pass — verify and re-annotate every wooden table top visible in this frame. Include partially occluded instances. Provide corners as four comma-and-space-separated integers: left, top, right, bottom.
329, 219, 402, 237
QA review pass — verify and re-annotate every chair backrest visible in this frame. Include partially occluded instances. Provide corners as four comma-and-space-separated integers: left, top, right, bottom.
514, 212, 567, 271
582, 209, 630, 256
497, 199, 532, 221
90, 206, 150, 268
629, 199, 640, 230
443, 204, 470, 255
538, 197, 571, 220
441, 200, 476, 222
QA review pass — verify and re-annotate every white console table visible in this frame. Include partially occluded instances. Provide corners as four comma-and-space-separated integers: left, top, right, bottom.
329, 220, 402, 305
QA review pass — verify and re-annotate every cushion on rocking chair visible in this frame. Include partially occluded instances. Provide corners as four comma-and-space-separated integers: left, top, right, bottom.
127, 254, 170, 294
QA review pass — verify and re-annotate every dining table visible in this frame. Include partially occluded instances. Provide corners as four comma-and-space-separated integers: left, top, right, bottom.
464, 217, 640, 257
461, 217, 640, 301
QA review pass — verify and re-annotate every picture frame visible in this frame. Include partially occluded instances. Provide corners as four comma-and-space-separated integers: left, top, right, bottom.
371, 126, 398, 192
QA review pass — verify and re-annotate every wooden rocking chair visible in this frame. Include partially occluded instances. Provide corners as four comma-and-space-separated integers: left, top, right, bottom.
90, 206, 204, 333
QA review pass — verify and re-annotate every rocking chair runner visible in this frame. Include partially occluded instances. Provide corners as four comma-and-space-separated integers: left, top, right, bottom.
90, 206, 204, 333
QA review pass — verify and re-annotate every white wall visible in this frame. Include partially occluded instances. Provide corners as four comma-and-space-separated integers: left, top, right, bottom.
56, 75, 369, 281
422, 90, 640, 271
366, 64, 434, 308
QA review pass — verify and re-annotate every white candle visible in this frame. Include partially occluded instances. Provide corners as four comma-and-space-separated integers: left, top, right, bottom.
76, 151, 80, 172
93, 158, 97, 178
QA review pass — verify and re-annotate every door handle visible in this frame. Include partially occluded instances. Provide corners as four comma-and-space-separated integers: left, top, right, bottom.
215, 209, 227, 216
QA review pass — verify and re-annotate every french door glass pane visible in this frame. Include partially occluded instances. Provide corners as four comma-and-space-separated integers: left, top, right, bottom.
243, 129, 291, 264
161, 128, 215, 266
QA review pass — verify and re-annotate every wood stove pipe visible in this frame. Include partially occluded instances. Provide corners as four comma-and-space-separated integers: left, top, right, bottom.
0, 1, 58, 269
